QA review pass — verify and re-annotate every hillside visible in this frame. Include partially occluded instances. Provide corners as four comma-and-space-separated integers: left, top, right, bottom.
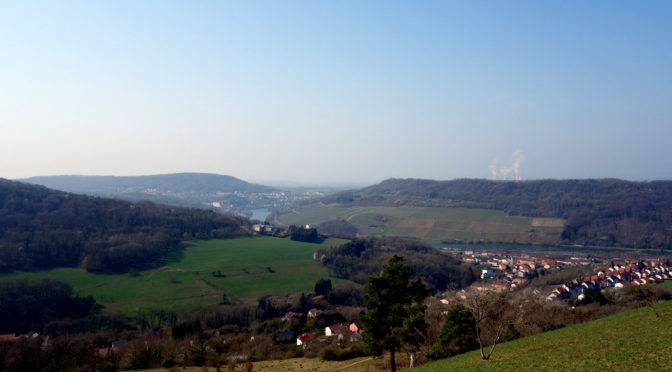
20, 173, 278, 213
314, 178, 672, 249
0, 179, 250, 272
0, 237, 348, 313
413, 299, 672, 371
276, 205, 563, 245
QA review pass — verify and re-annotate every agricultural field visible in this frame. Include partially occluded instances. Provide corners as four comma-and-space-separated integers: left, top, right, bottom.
0, 237, 348, 313
414, 300, 672, 371
275, 205, 564, 244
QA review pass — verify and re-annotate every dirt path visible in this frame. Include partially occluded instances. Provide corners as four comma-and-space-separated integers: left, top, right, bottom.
333, 357, 374, 371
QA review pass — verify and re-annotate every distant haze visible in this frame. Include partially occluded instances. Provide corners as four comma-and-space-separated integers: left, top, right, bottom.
1, 1, 671, 184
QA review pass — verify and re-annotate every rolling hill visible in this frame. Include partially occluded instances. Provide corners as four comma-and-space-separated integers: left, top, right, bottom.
20, 173, 278, 213
20, 172, 275, 194
286, 178, 672, 249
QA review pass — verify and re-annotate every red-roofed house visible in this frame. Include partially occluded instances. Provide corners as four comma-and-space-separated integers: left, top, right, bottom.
325, 324, 345, 337
296, 333, 319, 347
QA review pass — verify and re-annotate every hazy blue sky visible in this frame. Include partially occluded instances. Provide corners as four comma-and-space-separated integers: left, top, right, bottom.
1, 1, 670, 185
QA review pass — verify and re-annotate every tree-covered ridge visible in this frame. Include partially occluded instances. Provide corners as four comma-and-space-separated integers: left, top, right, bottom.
320, 178, 672, 249
0, 179, 250, 272
316, 238, 477, 292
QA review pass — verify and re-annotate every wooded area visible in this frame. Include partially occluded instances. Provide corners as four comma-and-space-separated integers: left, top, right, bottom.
316, 238, 477, 291
0, 179, 250, 272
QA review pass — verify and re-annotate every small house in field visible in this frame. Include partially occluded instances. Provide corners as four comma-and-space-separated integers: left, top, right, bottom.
307, 308, 323, 318
296, 333, 319, 347
325, 324, 345, 337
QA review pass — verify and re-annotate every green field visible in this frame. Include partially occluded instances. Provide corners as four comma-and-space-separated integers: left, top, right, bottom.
275, 205, 564, 244
413, 300, 672, 371
0, 237, 348, 313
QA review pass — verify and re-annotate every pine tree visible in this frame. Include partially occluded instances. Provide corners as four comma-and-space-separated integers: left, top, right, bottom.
361, 255, 429, 372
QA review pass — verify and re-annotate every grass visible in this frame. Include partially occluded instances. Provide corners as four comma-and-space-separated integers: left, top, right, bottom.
0, 236, 348, 313
275, 205, 564, 244
413, 300, 672, 371
124, 356, 383, 372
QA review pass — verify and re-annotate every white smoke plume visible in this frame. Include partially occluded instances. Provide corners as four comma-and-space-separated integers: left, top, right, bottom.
489, 159, 498, 180
489, 149, 525, 181
512, 148, 525, 181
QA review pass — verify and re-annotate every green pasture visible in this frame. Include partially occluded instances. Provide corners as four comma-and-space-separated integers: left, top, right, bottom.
0, 237, 348, 313
413, 300, 672, 371
275, 205, 564, 244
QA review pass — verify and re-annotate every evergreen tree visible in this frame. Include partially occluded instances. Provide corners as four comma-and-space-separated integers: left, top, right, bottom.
361, 255, 429, 372
427, 304, 478, 360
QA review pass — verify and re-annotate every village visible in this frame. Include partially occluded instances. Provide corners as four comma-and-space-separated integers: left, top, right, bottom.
439, 246, 672, 303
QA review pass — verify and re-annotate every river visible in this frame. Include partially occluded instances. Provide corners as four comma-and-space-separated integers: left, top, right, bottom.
250, 208, 270, 222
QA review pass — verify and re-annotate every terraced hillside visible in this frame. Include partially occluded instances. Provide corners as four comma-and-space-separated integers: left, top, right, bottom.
275, 205, 564, 244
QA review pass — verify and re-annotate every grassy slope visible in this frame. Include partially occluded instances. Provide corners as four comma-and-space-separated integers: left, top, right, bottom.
0, 237, 348, 313
276, 205, 563, 244
126, 356, 382, 372
414, 300, 672, 371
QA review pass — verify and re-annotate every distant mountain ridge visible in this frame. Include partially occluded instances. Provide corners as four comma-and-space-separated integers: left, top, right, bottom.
20, 173, 278, 214
20, 172, 276, 194
317, 178, 672, 249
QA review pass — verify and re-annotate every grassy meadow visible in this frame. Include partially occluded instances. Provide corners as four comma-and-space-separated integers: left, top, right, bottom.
275, 205, 564, 244
125, 356, 382, 372
413, 300, 672, 371
0, 236, 348, 313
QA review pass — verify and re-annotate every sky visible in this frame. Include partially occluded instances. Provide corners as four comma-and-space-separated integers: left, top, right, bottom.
1, 1, 671, 186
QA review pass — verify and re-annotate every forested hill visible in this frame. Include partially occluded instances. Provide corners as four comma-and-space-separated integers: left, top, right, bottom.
320, 178, 672, 249
0, 179, 250, 272
21, 172, 276, 195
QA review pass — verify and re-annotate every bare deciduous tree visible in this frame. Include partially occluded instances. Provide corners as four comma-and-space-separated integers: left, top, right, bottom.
464, 291, 512, 360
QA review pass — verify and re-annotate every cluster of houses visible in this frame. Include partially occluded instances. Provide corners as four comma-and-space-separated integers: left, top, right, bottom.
296, 322, 362, 347
456, 249, 591, 279
546, 260, 672, 301
454, 249, 583, 291
252, 223, 288, 238
277, 308, 363, 347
